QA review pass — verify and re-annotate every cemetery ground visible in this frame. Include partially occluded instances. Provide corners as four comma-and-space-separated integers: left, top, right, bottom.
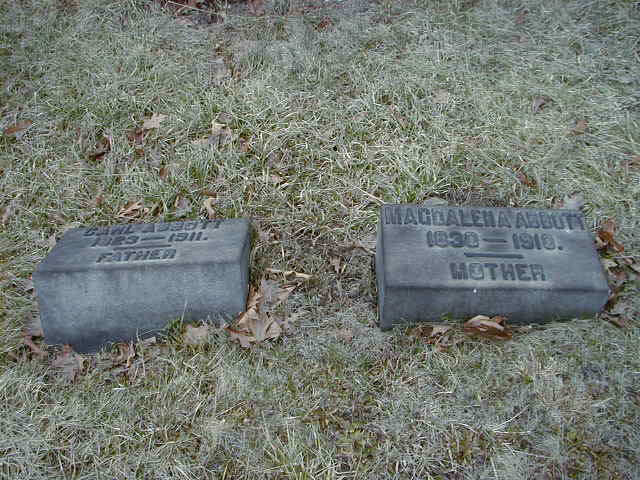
1, 0, 639, 478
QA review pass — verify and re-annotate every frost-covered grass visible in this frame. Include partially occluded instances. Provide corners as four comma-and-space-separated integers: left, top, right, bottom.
1, 0, 639, 478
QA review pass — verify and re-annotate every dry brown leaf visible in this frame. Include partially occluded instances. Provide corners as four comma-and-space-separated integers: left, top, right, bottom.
22, 312, 47, 359
258, 279, 280, 307
274, 285, 296, 308
603, 254, 628, 312
202, 197, 216, 220
258, 279, 296, 312
532, 96, 551, 113
127, 128, 146, 147
158, 166, 169, 179
594, 235, 607, 250
226, 327, 252, 348
430, 325, 453, 339
316, 17, 333, 30
3, 120, 32, 136
572, 119, 588, 135
412, 324, 452, 341
349, 234, 376, 254
265, 268, 312, 281
604, 290, 624, 313
608, 266, 627, 288
246, 285, 262, 310
52, 345, 84, 382
23, 336, 47, 359
117, 201, 148, 219
516, 170, 536, 187
184, 324, 211, 345
226, 287, 262, 347
607, 300, 628, 317
603, 313, 630, 329
228, 314, 280, 347
113, 343, 135, 368
250, 314, 282, 343
238, 137, 252, 153
90, 135, 112, 161
597, 219, 624, 253
142, 113, 167, 130
208, 121, 233, 148
412, 324, 455, 351
463, 315, 512, 340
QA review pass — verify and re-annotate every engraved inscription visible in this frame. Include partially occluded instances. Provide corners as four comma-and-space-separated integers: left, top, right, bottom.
382, 206, 592, 284
450, 262, 546, 282
80, 220, 222, 263
96, 249, 177, 263
426, 230, 562, 252
83, 219, 221, 237
426, 230, 480, 248
384, 206, 585, 230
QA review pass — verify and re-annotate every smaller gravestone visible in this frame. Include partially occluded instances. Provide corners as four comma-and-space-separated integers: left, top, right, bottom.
33, 219, 250, 353
376, 205, 609, 330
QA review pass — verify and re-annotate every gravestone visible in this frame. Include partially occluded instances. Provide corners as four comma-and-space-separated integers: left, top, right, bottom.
376, 205, 609, 330
33, 219, 250, 353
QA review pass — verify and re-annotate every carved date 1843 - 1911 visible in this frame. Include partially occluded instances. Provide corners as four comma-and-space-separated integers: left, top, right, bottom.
82, 219, 222, 264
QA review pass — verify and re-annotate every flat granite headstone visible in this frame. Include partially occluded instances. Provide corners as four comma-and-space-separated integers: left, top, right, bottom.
376, 205, 609, 330
33, 219, 250, 353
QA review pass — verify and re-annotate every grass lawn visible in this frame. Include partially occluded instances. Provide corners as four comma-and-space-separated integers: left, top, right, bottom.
1, 0, 639, 478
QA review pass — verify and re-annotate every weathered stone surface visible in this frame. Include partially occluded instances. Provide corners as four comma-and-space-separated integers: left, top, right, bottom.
33, 219, 250, 352
376, 205, 609, 330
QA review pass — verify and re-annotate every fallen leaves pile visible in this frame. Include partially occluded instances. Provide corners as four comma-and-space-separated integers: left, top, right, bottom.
190, 269, 310, 348
595, 219, 638, 328
410, 315, 524, 352
225, 281, 294, 347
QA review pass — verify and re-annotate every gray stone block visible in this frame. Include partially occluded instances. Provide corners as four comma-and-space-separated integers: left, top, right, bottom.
33, 219, 250, 352
376, 205, 609, 330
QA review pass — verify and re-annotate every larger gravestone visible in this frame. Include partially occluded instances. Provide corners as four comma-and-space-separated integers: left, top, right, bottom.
376, 205, 609, 330
33, 219, 250, 353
